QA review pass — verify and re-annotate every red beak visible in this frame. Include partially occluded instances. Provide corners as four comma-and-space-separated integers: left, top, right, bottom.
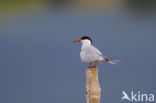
73, 40, 82, 43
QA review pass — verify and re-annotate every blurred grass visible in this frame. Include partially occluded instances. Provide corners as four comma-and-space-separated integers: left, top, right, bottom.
76, 0, 122, 8
0, 1, 44, 16
126, 0, 156, 12
0, 0, 156, 20
0, 0, 156, 12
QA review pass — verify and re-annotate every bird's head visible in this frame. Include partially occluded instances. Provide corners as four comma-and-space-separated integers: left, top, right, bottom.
74, 36, 92, 45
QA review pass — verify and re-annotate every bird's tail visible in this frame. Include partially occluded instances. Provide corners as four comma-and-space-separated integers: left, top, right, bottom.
103, 56, 120, 64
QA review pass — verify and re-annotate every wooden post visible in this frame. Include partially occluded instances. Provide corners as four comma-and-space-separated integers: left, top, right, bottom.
86, 67, 101, 103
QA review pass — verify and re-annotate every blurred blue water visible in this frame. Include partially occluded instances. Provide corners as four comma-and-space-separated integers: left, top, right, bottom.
0, 8, 156, 103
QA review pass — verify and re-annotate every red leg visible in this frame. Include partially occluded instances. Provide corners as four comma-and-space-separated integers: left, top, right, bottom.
93, 64, 96, 68
88, 62, 92, 69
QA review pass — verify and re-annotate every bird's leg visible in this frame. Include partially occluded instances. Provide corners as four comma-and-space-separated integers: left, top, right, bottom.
88, 62, 92, 69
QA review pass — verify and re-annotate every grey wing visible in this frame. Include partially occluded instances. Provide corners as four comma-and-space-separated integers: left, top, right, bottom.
91, 46, 112, 62
91, 46, 104, 61
91, 46, 120, 64
91, 46, 103, 56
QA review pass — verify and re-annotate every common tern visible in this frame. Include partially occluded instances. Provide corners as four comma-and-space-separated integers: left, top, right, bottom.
74, 36, 120, 68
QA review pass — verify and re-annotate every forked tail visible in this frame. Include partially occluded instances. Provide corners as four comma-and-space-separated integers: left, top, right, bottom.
103, 56, 120, 64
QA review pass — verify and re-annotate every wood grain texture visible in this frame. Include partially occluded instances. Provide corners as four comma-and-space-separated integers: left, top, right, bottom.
86, 68, 101, 103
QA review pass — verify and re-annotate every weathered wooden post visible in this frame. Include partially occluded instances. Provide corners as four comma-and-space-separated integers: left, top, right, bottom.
85, 67, 101, 103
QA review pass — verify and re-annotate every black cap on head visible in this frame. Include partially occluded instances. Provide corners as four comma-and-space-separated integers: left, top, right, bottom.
81, 36, 92, 44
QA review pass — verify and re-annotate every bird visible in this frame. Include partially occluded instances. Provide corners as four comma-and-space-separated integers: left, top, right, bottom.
74, 36, 120, 68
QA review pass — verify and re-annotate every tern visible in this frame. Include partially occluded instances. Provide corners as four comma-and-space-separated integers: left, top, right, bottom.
74, 36, 120, 68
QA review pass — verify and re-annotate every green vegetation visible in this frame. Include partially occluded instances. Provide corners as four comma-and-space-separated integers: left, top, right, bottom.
0, 0, 155, 18
0, 1, 44, 15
